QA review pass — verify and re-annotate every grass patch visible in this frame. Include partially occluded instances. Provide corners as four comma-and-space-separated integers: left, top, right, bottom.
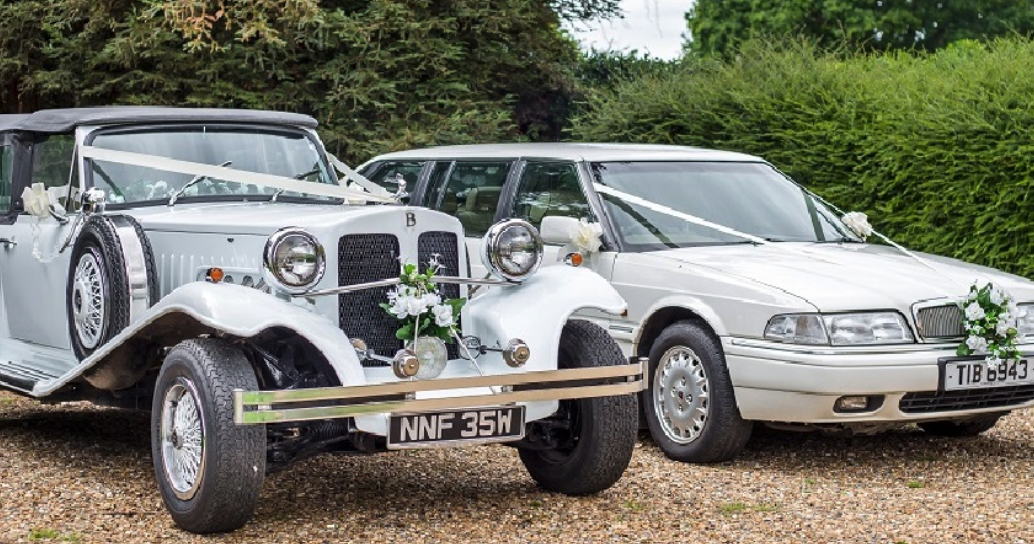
721, 502, 781, 515
721, 502, 748, 515
28, 528, 79, 542
528, 499, 543, 508
623, 499, 646, 512
907, 481, 925, 489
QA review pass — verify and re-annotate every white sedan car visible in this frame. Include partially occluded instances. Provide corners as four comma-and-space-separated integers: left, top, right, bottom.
360, 143, 1034, 463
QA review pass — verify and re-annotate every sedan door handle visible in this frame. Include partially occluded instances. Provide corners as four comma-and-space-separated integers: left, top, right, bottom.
0, 237, 16, 247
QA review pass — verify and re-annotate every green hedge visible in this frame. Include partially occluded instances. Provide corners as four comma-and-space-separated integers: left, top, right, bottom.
571, 39, 1034, 279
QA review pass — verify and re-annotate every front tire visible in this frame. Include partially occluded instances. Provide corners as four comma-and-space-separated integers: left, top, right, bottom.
643, 320, 751, 463
517, 320, 637, 495
151, 339, 265, 533
919, 413, 1005, 437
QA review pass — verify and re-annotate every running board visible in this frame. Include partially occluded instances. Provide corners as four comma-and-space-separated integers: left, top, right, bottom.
0, 340, 79, 397
0, 359, 65, 394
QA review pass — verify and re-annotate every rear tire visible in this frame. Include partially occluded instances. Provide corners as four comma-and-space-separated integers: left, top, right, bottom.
919, 413, 1004, 437
643, 320, 751, 463
517, 320, 637, 495
151, 339, 265, 533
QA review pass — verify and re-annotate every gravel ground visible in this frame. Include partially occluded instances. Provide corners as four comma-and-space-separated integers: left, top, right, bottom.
2, 391, 1034, 544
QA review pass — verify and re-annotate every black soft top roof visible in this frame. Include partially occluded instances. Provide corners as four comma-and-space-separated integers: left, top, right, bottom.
0, 107, 317, 133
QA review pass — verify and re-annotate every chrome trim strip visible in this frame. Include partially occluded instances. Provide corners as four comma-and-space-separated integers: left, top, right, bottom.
236, 382, 642, 424
233, 360, 646, 425
299, 275, 515, 297
728, 337, 961, 355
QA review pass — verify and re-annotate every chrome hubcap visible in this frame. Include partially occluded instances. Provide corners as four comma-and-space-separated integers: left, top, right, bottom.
72, 252, 105, 348
653, 346, 709, 444
161, 379, 205, 500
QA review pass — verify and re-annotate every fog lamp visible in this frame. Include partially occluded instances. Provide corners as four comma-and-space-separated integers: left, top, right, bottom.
392, 350, 420, 379
411, 336, 448, 379
503, 338, 531, 367
833, 395, 883, 413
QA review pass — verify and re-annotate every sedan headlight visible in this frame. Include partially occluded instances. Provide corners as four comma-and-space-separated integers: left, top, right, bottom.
481, 219, 543, 282
1017, 303, 1034, 337
263, 228, 326, 294
765, 312, 914, 346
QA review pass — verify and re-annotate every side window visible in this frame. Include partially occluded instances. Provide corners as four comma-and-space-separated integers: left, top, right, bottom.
513, 162, 591, 233
31, 134, 75, 189
435, 161, 512, 236
0, 145, 11, 213
367, 161, 424, 194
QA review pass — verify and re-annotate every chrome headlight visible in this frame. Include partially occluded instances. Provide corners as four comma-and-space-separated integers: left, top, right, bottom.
480, 219, 543, 282
764, 312, 915, 346
262, 228, 326, 294
1017, 303, 1034, 337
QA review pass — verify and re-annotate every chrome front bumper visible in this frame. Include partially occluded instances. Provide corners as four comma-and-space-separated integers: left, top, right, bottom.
233, 357, 646, 425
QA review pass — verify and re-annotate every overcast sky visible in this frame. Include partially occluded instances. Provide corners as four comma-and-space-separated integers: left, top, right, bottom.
568, 0, 693, 60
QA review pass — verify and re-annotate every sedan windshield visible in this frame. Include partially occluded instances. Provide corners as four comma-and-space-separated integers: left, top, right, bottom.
591, 161, 860, 249
88, 126, 336, 205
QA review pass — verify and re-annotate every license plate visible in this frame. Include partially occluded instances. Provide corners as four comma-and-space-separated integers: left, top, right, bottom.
387, 406, 525, 449
942, 358, 1034, 391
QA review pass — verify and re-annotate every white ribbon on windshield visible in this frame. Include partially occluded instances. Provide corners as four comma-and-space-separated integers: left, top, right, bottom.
592, 183, 768, 245
596, 181, 969, 295
327, 153, 393, 198
80, 146, 395, 203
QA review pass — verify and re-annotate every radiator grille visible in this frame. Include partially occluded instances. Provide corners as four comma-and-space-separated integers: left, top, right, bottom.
900, 385, 1034, 414
419, 231, 461, 360
338, 234, 402, 367
916, 304, 965, 339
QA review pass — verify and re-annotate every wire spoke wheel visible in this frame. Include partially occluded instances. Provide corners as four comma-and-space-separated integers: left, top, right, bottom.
160, 378, 206, 500
71, 251, 105, 349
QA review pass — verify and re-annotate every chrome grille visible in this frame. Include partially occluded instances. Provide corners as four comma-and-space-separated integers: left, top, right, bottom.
916, 304, 965, 339
418, 231, 461, 361
338, 234, 401, 367
900, 385, 1034, 414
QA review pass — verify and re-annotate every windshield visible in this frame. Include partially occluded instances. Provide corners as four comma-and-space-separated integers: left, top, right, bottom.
87, 126, 336, 205
591, 161, 860, 250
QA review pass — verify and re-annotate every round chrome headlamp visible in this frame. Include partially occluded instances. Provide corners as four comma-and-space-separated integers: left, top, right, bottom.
480, 219, 544, 282
262, 228, 326, 294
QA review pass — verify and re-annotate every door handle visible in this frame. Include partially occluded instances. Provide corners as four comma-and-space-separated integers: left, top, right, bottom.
0, 237, 16, 247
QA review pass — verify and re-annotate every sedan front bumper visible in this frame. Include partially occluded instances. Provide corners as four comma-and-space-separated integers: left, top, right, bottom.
234, 358, 645, 425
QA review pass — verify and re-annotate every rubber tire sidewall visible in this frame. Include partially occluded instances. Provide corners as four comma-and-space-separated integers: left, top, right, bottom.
643, 320, 752, 463
151, 339, 265, 534
517, 319, 638, 495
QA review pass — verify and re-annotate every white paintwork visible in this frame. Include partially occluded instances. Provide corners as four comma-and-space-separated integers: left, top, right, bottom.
367, 142, 1034, 426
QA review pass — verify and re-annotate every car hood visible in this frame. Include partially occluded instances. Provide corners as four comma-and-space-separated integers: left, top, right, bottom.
127, 201, 419, 236
651, 243, 1034, 311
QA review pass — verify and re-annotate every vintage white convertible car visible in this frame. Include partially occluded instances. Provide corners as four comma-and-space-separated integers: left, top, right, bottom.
360, 143, 1034, 464
0, 111, 644, 533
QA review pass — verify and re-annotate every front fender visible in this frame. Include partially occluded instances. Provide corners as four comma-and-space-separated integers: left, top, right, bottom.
462, 265, 626, 373
35, 282, 365, 396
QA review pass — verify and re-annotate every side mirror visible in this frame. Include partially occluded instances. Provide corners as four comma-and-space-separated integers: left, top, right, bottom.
540, 216, 579, 245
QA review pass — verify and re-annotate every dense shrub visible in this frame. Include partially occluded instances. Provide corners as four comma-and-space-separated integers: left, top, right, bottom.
571, 39, 1034, 278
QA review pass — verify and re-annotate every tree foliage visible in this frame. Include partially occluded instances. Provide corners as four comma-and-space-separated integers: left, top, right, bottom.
0, 0, 616, 162
572, 38, 1034, 278
686, 0, 1034, 56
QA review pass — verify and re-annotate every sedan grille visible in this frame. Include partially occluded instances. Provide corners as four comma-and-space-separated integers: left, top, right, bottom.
338, 234, 402, 367
900, 385, 1034, 414
915, 304, 965, 340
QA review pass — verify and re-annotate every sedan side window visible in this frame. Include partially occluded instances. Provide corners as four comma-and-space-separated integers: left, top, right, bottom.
0, 145, 12, 213
513, 162, 591, 233
434, 161, 512, 237
367, 161, 425, 194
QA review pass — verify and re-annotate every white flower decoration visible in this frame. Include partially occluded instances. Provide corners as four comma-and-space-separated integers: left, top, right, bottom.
964, 302, 986, 321
432, 304, 454, 327
570, 219, 603, 254
841, 211, 873, 239
21, 182, 51, 218
966, 335, 988, 352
